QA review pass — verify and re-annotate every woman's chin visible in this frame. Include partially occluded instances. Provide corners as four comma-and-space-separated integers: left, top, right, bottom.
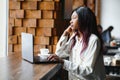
70, 27, 77, 32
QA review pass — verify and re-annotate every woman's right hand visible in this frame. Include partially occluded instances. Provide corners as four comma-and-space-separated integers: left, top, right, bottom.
63, 25, 72, 36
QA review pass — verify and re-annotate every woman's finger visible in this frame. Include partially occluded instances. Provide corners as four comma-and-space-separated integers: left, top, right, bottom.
47, 54, 56, 60
47, 54, 54, 60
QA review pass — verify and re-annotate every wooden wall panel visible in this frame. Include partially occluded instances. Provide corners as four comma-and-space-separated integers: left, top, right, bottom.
36, 28, 52, 36
9, 0, 60, 54
23, 19, 36, 27
9, 1, 20, 9
22, 2, 37, 10
42, 11, 53, 19
38, 19, 54, 28
25, 10, 41, 19
15, 19, 22, 26
39, 2, 55, 10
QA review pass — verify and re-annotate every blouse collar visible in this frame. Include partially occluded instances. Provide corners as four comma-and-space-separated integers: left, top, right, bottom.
76, 35, 82, 43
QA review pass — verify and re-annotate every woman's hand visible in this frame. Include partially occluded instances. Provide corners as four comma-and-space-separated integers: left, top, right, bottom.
47, 54, 64, 64
63, 25, 72, 36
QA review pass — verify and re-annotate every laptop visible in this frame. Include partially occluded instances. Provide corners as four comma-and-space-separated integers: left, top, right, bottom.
21, 32, 59, 64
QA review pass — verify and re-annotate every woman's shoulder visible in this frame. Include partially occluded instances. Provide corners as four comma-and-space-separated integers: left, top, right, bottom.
88, 34, 100, 46
89, 34, 99, 41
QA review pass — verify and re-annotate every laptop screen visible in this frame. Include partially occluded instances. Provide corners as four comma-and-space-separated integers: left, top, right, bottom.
21, 32, 34, 63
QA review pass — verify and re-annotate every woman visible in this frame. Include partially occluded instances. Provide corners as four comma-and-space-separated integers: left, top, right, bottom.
48, 6, 106, 80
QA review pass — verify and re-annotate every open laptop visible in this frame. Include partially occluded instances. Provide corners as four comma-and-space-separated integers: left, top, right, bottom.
21, 32, 59, 64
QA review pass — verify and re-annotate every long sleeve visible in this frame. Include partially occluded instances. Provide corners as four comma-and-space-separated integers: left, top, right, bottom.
55, 34, 71, 58
63, 34, 101, 79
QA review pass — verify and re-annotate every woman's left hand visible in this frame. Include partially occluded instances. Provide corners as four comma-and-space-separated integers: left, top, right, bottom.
47, 54, 64, 63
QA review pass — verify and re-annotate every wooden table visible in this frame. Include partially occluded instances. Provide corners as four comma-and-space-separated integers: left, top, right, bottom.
0, 53, 62, 80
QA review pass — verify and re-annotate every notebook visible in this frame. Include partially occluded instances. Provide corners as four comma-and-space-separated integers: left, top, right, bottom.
21, 32, 59, 64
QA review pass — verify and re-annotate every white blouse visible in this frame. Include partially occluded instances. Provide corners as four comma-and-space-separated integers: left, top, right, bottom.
55, 33, 106, 80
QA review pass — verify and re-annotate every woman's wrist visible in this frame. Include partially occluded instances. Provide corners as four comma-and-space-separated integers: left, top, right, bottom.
60, 59, 64, 65
63, 31, 70, 36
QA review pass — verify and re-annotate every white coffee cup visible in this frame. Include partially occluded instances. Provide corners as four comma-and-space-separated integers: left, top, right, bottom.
39, 48, 50, 61
40, 48, 49, 55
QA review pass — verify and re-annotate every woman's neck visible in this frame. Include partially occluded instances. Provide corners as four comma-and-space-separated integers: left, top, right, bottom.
74, 31, 82, 41
77, 31, 82, 38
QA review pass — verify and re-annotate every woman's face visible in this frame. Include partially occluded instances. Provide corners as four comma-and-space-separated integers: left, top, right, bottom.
70, 11, 79, 32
